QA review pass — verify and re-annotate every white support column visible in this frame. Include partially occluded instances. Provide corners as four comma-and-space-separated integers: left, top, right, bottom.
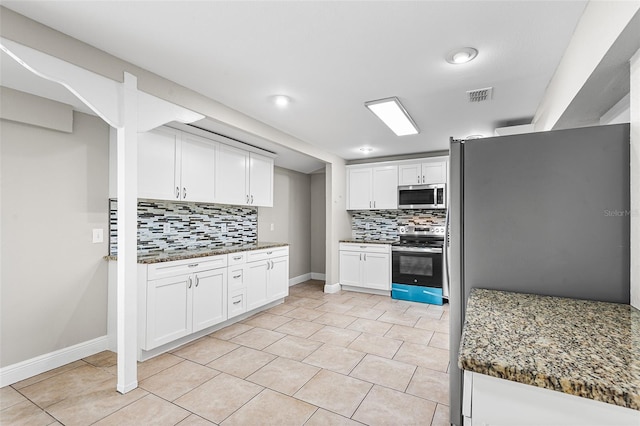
630, 48, 640, 310
116, 72, 138, 393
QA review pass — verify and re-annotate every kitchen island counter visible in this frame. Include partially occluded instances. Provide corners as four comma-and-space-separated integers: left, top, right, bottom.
458, 288, 639, 410
105, 241, 288, 264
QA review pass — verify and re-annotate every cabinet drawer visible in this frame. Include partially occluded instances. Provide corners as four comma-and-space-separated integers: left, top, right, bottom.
147, 254, 228, 280
228, 252, 247, 266
228, 290, 246, 319
246, 246, 289, 262
228, 267, 244, 290
339, 243, 390, 254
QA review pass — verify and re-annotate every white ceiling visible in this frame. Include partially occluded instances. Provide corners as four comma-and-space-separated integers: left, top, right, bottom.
2, 1, 590, 167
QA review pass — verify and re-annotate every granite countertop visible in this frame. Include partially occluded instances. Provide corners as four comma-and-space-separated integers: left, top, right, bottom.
340, 239, 397, 245
458, 288, 640, 411
105, 242, 288, 264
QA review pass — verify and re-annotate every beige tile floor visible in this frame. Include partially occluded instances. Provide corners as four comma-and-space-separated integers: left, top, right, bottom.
1, 280, 451, 425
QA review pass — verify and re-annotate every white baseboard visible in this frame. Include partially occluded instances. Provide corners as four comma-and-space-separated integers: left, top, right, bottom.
0, 336, 109, 387
289, 273, 312, 286
324, 282, 342, 294
311, 272, 326, 281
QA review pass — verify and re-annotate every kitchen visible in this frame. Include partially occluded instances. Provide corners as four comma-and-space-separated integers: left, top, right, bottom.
1, 1, 639, 426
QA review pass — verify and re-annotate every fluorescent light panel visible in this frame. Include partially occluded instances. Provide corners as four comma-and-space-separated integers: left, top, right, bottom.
365, 97, 419, 136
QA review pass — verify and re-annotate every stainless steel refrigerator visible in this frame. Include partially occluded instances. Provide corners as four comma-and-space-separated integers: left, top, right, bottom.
447, 124, 630, 426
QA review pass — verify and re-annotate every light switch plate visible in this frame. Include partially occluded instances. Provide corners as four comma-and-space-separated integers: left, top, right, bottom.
92, 228, 104, 243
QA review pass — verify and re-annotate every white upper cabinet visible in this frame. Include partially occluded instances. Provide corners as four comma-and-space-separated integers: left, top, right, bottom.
372, 166, 398, 209
215, 144, 249, 205
348, 168, 373, 210
398, 158, 448, 186
137, 126, 274, 207
138, 127, 180, 200
214, 147, 273, 207
138, 127, 216, 203
180, 133, 216, 203
249, 153, 274, 207
347, 165, 398, 210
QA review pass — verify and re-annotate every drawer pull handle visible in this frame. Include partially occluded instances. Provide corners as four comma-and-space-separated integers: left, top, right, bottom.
233, 299, 242, 305
267, 251, 273, 255
188, 263, 199, 268
233, 274, 242, 279
233, 256, 242, 260
360, 246, 367, 248
394, 288, 410, 293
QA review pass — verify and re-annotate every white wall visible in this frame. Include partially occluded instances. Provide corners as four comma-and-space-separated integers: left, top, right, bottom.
310, 172, 326, 275
258, 167, 311, 280
0, 109, 110, 367
533, 1, 640, 131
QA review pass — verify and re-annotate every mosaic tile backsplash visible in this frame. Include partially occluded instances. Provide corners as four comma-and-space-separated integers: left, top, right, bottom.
350, 209, 446, 241
109, 200, 257, 255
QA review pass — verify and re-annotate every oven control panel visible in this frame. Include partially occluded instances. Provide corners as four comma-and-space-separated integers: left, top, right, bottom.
398, 226, 445, 236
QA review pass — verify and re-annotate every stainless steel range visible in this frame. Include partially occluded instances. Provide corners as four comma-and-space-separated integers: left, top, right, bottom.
391, 225, 446, 305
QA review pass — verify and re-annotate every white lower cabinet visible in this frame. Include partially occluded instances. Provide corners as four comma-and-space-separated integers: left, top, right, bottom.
143, 255, 227, 350
245, 247, 290, 311
463, 371, 639, 426
138, 247, 289, 354
339, 243, 391, 291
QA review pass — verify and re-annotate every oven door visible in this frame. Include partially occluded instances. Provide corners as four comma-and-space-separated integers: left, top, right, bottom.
392, 248, 443, 288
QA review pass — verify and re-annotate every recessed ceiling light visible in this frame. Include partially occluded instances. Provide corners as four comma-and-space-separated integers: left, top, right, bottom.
364, 97, 419, 136
270, 95, 291, 107
359, 147, 374, 154
446, 47, 478, 64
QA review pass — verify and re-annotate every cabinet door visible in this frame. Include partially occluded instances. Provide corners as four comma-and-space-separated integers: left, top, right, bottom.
192, 268, 227, 332
423, 160, 447, 184
249, 153, 274, 207
339, 251, 362, 287
267, 256, 289, 301
146, 275, 191, 349
348, 168, 373, 210
362, 253, 391, 290
372, 166, 398, 209
138, 127, 180, 200
181, 133, 216, 203
245, 261, 269, 311
398, 163, 422, 185
215, 144, 249, 205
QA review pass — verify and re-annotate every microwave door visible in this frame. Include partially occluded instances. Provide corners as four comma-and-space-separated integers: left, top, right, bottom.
398, 186, 436, 208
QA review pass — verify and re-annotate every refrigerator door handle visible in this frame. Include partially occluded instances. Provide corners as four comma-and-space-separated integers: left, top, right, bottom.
443, 206, 450, 298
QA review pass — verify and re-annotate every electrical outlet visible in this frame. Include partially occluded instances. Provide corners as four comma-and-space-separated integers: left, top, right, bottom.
220, 223, 227, 233
92, 228, 104, 243
270, 223, 275, 231
163, 223, 171, 233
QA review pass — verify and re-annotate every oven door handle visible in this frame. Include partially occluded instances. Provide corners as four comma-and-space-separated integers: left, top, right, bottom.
392, 247, 442, 253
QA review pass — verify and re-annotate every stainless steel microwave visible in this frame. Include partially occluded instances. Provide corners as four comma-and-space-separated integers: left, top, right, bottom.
398, 184, 446, 209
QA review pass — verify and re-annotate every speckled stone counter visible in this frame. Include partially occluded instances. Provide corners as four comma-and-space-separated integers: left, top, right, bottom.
105, 242, 288, 264
458, 288, 640, 410
339, 239, 397, 244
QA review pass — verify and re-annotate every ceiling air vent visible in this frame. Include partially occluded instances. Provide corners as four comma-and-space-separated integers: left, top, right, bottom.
467, 87, 493, 103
